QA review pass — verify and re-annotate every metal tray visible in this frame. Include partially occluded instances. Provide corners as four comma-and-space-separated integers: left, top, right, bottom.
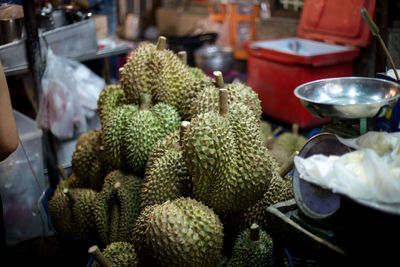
294, 77, 400, 119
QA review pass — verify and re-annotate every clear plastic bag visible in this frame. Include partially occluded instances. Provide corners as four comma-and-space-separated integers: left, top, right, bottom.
36, 48, 105, 139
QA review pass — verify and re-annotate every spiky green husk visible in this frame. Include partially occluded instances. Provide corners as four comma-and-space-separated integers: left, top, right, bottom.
48, 190, 77, 237
120, 43, 164, 104
123, 103, 180, 175
95, 170, 142, 245
141, 131, 192, 209
101, 104, 138, 168
55, 173, 86, 193
183, 103, 277, 214
275, 132, 307, 155
260, 120, 272, 145
227, 227, 274, 267
97, 84, 128, 124
188, 82, 262, 121
181, 77, 215, 121
155, 50, 193, 115
189, 66, 206, 81
73, 189, 97, 239
141, 198, 224, 267
71, 130, 109, 191
241, 174, 293, 231
92, 242, 138, 267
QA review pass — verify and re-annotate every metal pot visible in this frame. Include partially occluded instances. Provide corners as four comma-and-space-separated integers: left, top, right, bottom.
0, 17, 24, 45
194, 44, 234, 72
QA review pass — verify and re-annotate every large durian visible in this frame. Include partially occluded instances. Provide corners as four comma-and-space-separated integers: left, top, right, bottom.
141, 122, 192, 209
101, 104, 138, 168
182, 89, 276, 214
71, 130, 114, 190
97, 84, 128, 124
135, 198, 224, 267
227, 223, 274, 267
187, 71, 262, 120
177, 51, 206, 81
48, 189, 77, 238
123, 93, 180, 175
89, 242, 138, 267
95, 170, 142, 245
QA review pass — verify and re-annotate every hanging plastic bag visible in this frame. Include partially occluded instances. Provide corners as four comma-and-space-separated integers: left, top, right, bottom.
36, 48, 105, 139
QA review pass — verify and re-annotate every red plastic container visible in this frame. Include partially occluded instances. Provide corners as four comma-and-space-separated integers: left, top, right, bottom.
246, 0, 376, 128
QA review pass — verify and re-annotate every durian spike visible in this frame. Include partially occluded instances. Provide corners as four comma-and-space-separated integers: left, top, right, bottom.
213, 71, 225, 88
88, 245, 112, 267
180, 121, 190, 147
266, 126, 283, 149
278, 151, 299, 178
57, 165, 68, 181
292, 123, 299, 135
63, 188, 76, 204
178, 51, 187, 65
250, 223, 260, 241
139, 93, 152, 110
157, 36, 167, 50
219, 88, 229, 118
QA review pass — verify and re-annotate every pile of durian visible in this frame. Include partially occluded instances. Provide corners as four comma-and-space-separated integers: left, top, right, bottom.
48, 36, 303, 267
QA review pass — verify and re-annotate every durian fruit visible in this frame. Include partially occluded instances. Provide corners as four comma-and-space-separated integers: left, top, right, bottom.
188, 71, 262, 120
141, 122, 192, 209
71, 130, 112, 191
227, 223, 274, 267
97, 84, 128, 124
55, 172, 86, 194
260, 120, 272, 145
182, 89, 277, 214
70, 189, 98, 239
95, 170, 142, 245
177, 51, 206, 81
101, 104, 138, 168
48, 189, 77, 237
136, 198, 224, 267
120, 37, 167, 104
180, 76, 215, 121
89, 243, 138, 267
274, 124, 307, 155
123, 93, 181, 175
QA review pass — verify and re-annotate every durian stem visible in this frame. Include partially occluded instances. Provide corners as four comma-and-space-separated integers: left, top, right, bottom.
88, 245, 112, 267
250, 223, 260, 241
278, 151, 299, 178
219, 88, 229, 118
114, 182, 121, 190
63, 189, 76, 204
178, 51, 187, 65
266, 126, 283, 149
139, 93, 152, 110
180, 121, 190, 147
57, 165, 68, 181
213, 71, 225, 88
292, 123, 299, 135
157, 36, 167, 50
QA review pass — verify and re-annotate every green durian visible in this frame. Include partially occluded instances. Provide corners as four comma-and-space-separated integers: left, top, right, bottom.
90, 242, 138, 267
188, 72, 262, 120
123, 93, 180, 175
183, 89, 276, 214
177, 51, 206, 82
71, 130, 109, 191
97, 84, 128, 124
181, 76, 215, 121
95, 170, 142, 245
55, 173, 86, 193
139, 198, 224, 267
48, 189, 77, 237
275, 132, 307, 155
72, 189, 98, 239
101, 104, 138, 168
260, 120, 272, 145
141, 123, 192, 209
227, 223, 274, 267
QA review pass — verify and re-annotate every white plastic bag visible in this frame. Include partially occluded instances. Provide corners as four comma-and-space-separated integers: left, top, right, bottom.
294, 132, 400, 204
36, 49, 105, 139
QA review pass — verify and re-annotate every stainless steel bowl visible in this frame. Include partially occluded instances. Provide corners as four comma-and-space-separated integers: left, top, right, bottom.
194, 44, 234, 72
0, 17, 24, 45
294, 77, 400, 119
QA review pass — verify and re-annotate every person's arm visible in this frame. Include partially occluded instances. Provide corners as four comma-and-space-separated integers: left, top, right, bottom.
0, 61, 18, 161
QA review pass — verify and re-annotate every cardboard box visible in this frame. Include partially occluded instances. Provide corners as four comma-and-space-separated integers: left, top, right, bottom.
156, 7, 208, 36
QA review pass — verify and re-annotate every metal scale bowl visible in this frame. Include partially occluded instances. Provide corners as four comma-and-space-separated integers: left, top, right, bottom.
293, 77, 400, 219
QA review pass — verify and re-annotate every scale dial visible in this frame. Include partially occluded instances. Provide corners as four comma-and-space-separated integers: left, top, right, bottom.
293, 133, 351, 220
